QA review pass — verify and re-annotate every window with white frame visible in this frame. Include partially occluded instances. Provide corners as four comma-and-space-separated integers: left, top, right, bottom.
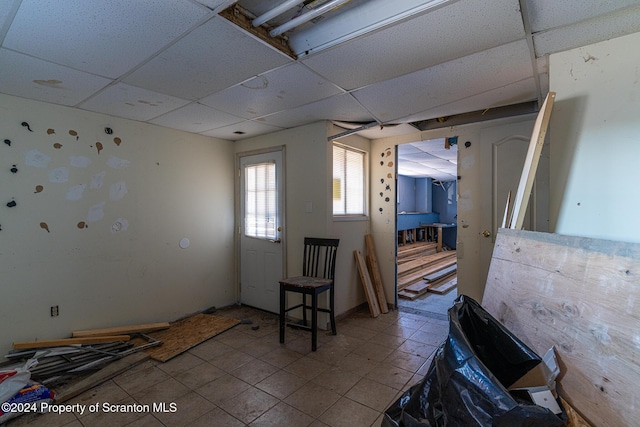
333, 143, 366, 216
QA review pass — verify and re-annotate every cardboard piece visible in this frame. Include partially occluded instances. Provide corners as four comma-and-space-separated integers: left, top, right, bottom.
508, 347, 562, 414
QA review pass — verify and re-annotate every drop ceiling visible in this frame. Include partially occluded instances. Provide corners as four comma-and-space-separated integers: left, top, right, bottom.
1, 0, 639, 143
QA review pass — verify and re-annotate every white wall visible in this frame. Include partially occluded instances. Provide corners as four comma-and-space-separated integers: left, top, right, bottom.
549, 32, 640, 242
0, 94, 236, 354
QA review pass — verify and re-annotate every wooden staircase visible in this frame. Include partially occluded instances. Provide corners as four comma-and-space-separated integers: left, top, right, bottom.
397, 242, 457, 299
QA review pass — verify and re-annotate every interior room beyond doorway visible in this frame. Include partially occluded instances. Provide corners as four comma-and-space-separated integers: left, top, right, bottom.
396, 138, 458, 317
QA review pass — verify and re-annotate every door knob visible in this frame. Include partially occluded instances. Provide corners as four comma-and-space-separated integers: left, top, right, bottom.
269, 238, 281, 243
482, 230, 491, 238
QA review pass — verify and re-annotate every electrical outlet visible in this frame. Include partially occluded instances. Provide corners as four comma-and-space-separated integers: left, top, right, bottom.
50, 305, 59, 317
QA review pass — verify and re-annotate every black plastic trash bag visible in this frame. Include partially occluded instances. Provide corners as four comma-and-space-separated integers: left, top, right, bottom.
382, 295, 567, 427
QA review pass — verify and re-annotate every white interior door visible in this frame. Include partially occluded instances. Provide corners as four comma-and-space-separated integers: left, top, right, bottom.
477, 119, 549, 286
239, 149, 284, 313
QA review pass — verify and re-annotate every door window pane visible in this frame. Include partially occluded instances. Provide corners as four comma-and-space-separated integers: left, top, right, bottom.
245, 162, 276, 239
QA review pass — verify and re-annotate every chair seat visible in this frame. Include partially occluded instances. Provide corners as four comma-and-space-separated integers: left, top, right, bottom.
280, 276, 332, 289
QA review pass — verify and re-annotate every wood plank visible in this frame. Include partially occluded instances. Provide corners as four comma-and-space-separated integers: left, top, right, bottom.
13, 335, 130, 349
354, 250, 381, 317
72, 322, 170, 338
398, 257, 457, 289
365, 234, 389, 313
427, 277, 457, 294
424, 265, 457, 282
509, 92, 555, 229
144, 313, 239, 362
397, 251, 456, 275
53, 352, 149, 403
404, 281, 430, 294
398, 290, 421, 300
501, 190, 512, 229
482, 228, 640, 427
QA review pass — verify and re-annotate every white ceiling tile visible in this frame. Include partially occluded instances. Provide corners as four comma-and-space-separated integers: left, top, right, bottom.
397, 144, 423, 155
261, 93, 374, 128
149, 102, 244, 134
410, 139, 447, 151
0, 0, 19, 34
399, 152, 439, 162
392, 77, 538, 123
0, 48, 112, 106
3, 0, 208, 79
123, 17, 292, 100
201, 119, 284, 141
533, 6, 640, 57
78, 83, 190, 121
353, 40, 533, 122
525, 0, 640, 33
200, 63, 343, 119
301, 0, 524, 90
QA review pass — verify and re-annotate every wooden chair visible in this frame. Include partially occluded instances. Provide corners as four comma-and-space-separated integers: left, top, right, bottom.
279, 237, 339, 351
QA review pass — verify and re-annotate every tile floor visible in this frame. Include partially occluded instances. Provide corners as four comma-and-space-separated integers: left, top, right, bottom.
8, 302, 453, 427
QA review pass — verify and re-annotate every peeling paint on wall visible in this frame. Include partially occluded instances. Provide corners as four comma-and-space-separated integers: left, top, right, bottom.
86, 202, 105, 223
25, 149, 52, 168
109, 181, 127, 201
66, 184, 87, 201
90, 171, 106, 189
107, 155, 130, 169
48, 167, 69, 183
70, 156, 91, 168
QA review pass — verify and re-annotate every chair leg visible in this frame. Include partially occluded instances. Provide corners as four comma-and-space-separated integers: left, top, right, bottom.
329, 286, 336, 335
302, 294, 308, 326
279, 286, 285, 344
311, 292, 318, 351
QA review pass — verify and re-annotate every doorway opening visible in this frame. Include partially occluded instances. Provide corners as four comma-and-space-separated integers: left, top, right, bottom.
395, 137, 458, 318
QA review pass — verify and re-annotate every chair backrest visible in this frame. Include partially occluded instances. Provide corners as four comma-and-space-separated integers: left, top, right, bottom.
303, 237, 339, 280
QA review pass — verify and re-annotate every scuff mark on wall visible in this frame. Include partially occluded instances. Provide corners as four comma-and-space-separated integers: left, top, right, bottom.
96, 142, 103, 154
53, 143, 62, 149
113, 137, 122, 146
34, 185, 43, 193
39, 222, 50, 232
77, 221, 87, 229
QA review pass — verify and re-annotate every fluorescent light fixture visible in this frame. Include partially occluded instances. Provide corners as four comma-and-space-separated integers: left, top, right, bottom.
269, 0, 351, 37
252, 0, 302, 27
290, 0, 452, 57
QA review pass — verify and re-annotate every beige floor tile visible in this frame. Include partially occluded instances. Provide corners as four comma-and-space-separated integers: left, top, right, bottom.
188, 339, 235, 361
209, 348, 257, 372
218, 386, 280, 424
345, 377, 398, 411
125, 414, 165, 427
365, 362, 413, 391
338, 323, 379, 341
305, 344, 351, 365
383, 349, 427, 373
189, 407, 246, 427
5, 410, 77, 426
311, 366, 361, 395
214, 329, 260, 349
367, 331, 407, 349
318, 396, 380, 427
380, 323, 419, 339
134, 377, 191, 405
174, 360, 226, 389
256, 369, 308, 400
238, 335, 281, 358
284, 382, 340, 418
351, 342, 395, 362
76, 396, 148, 427
334, 352, 379, 377
196, 374, 251, 405
397, 339, 438, 359
156, 351, 205, 376
284, 356, 330, 380
249, 402, 314, 427
112, 364, 171, 397
231, 358, 280, 385
408, 330, 447, 347
260, 346, 304, 368
68, 379, 128, 409
153, 391, 215, 427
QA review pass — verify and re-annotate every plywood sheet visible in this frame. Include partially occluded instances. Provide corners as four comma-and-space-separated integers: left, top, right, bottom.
144, 314, 240, 362
482, 228, 640, 427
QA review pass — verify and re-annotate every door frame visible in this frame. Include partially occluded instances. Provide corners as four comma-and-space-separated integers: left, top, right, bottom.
235, 146, 287, 307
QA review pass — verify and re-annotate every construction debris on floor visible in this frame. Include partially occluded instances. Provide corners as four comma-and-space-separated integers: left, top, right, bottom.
0, 313, 239, 424
397, 241, 457, 300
